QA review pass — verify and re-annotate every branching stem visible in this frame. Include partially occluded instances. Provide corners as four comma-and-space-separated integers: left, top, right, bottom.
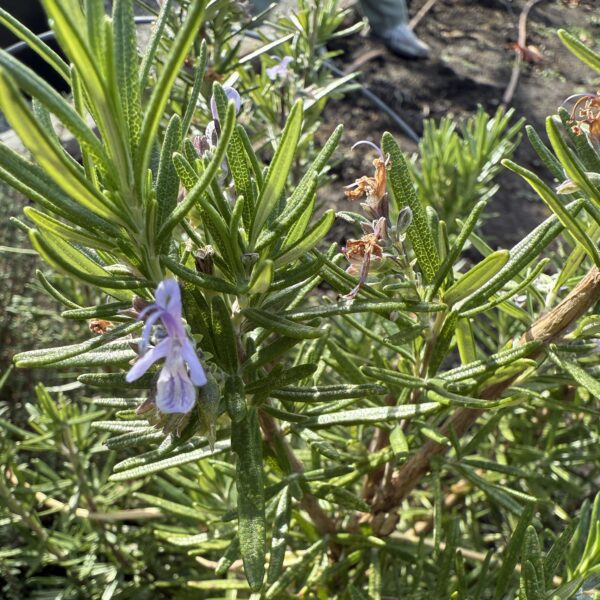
371, 266, 600, 526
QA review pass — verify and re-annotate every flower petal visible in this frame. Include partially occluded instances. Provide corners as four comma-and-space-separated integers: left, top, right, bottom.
181, 339, 207, 386
210, 86, 241, 121
154, 279, 182, 317
140, 309, 162, 354
156, 361, 196, 413
561, 92, 597, 106
137, 303, 157, 321
126, 338, 171, 382
351, 140, 385, 161
205, 121, 217, 147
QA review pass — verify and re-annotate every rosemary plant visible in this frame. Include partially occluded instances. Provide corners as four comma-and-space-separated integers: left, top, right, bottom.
0, 2, 599, 598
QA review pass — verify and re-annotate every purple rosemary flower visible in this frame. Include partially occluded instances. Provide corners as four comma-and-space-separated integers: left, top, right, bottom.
126, 279, 206, 414
210, 86, 242, 122
198, 86, 241, 161
266, 55, 293, 81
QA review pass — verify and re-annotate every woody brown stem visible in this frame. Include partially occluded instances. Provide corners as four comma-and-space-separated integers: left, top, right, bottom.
259, 411, 338, 535
371, 266, 600, 524
363, 394, 395, 503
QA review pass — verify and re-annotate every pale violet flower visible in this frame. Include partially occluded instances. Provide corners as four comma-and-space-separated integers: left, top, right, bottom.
126, 280, 206, 414
266, 55, 293, 81
210, 86, 242, 122
196, 86, 241, 159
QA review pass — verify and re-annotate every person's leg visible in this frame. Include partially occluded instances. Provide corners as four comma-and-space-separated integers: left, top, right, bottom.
358, 0, 408, 32
358, 0, 429, 58
251, 0, 274, 13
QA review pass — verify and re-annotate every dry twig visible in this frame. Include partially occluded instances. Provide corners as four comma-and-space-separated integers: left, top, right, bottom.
409, 0, 440, 30
503, 0, 544, 105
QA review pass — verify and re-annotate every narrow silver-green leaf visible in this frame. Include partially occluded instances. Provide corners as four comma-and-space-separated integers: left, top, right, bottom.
247, 364, 317, 397
14, 321, 140, 368
211, 297, 239, 374
243, 308, 323, 339
504, 159, 600, 267
302, 403, 439, 428
548, 350, 600, 399
360, 366, 427, 389
0, 71, 117, 222
382, 131, 440, 281
250, 100, 304, 246
155, 115, 182, 234
441, 341, 540, 383
543, 520, 578, 590
274, 209, 335, 267
160, 255, 241, 294
232, 409, 266, 593
109, 440, 231, 481
134, 492, 203, 521
41, 0, 131, 186
447, 250, 510, 306
265, 539, 325, 600
0, 143, 117, 235
113, 0, 142, 150
285, 300, 445, 320
0, 6, 69, 81
29, 230, 140, 299
181, 41, 208, 138
428, 310, 459, 375
461, 200, 584, 311
0, 49, 109, 169
558, 28, 600, 73
213, 82, 255, 230
158, 101, 235, 244
546, 116, 600, 210
61, 301, 130, 320
136, 0, 208, 188
267, 488, 291, 585
24, 207, 116, 251
271, 383, 387, 402
262, 124, 343, 252
428, 200, 487, 300
460, 259, 549, 318
139, 0, 174, 90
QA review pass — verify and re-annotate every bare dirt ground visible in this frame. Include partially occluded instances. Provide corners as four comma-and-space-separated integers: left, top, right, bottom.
324, 0, 599, 247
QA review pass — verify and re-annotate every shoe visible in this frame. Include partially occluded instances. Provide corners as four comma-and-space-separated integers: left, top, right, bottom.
372, 23, 430, 59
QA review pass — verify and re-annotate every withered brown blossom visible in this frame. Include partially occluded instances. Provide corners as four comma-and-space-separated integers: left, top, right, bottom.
565, 91, 600, 143
344, 141, 390, 220
342, 217, 387, 300
88, 319, 112, 335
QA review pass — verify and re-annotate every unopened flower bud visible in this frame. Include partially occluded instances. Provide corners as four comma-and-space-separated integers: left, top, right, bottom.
132, 295, 150, 314
192, 134, 211, 157
195, 246, 215, 275
396, 206, 413, 235
556, 172, 600, 194
242, 252, 259, 269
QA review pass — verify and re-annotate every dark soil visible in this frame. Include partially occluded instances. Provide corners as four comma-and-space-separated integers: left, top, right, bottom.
323, 0, 599, 247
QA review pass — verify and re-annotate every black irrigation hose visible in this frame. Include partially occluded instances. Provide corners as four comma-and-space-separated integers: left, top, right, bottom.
3, 15, 156, 57
4, 15, 420, 142
4, 29, 61, 57
322, 58, 420, 143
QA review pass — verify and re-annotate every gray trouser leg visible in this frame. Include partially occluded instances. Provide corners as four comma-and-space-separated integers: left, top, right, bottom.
358, 0, 408, 33
251, 0, 277, 13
